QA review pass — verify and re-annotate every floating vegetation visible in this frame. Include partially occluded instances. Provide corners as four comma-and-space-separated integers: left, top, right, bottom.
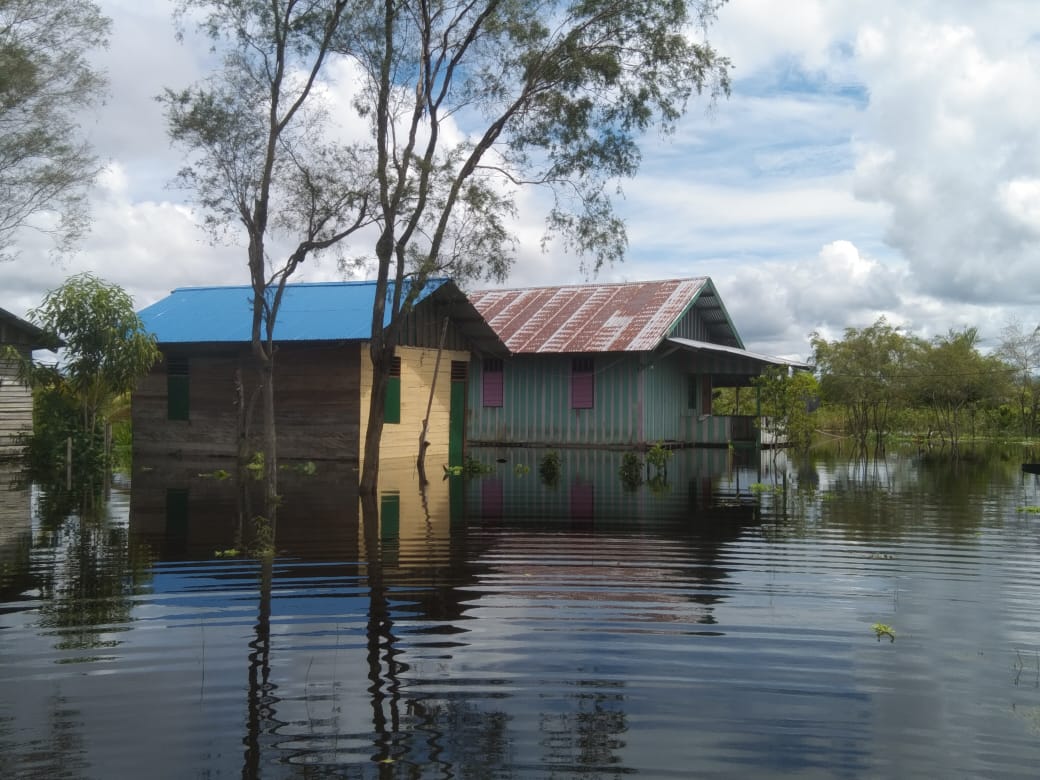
514, 463, 530, 477
246, 451, 264, 480
1017, 506, 1040, 514
443, 457, 494, 478
868, 552, 895, 560
198, 469, 231, 480
214, 548, 240, 558
646, 441, 671, 478
872, 623, 896, 642
538, 450, 561, 486
750, 482, 784, 495
618, 452, 643, 490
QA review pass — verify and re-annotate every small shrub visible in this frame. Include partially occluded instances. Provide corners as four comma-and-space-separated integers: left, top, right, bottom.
646, 441, 671, 476
619, 452, 643, 490
538, 451, 562, 486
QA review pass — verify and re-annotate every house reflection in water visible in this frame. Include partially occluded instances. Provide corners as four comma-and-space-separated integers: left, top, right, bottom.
462, 445, 762, 523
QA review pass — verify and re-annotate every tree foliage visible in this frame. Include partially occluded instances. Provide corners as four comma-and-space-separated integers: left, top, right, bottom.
16, 274, 158, 492
0, 0, 110, 258
996, 319, 1040, 437
811, 318, 910, 453
343, 0, 731, 491
754, 368, 819, 456
163, 0, 377, 519
811, 318, 1020, 454
28, 273, 159, 430
904, 327, 1011, 450
166, 0, 731, 495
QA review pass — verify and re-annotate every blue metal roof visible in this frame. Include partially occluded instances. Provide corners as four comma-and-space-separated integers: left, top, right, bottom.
138, 279, 447, 344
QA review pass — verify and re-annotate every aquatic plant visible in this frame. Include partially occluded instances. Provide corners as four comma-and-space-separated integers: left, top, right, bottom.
646, 441, 671, 477
872, 623, 896, 642
619, 452, 643, 490
198, 469, 232, 480
1017, 506, 1040, 514
246, 451, 264, 480
514, 463, 530, 476
538, 451, 562, 486
443, 457, 494, 477
214, 548, 240, 558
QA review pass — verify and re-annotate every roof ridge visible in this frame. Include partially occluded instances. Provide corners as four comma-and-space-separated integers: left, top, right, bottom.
473, 276, 708, 295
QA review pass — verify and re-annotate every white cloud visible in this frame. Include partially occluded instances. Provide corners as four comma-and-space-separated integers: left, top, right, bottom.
6, 0, 1040, 366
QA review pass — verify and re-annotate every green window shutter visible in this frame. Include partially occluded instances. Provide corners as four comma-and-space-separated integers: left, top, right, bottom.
167, 357, 190, 421
385, 378, 401, 423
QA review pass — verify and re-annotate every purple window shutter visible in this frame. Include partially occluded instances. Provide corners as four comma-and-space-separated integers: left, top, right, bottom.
571, 358, 594, 409
483, 359, 503, 407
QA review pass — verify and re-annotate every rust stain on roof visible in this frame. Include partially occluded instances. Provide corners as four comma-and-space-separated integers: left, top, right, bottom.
470, 278, 709, 353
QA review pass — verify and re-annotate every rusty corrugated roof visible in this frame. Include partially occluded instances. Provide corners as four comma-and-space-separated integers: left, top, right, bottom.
469, 278, 713, 353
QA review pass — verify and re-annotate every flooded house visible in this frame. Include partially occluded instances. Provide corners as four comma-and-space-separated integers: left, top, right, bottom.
467, 278, 802, 449
132, 279, 505, 469
0, 307, 51, 460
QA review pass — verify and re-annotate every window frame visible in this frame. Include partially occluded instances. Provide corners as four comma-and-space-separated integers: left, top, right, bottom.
570, 357, 594, 410
482, 358, 504, 408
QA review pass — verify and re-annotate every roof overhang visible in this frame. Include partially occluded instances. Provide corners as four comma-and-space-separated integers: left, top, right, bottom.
0, 306, 61, 350
666, 337, 810, 370
427, 281, 509, 358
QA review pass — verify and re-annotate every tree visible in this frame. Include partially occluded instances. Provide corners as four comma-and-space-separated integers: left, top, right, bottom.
754, 367, 819, 456
0, 0, 110, 258
340, 0, 731, 493
811, 318, 910, 454
163, 0, 377, 523
996, 318, 1040, 437
905, 327, 1010, 452
20, 273, 158, 489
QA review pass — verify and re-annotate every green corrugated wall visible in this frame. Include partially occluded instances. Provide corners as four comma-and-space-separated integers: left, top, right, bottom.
467, 347, 762, 447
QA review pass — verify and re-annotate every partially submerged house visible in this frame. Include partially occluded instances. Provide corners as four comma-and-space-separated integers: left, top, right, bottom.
467, 278, 804, 449
0, 307, 50, 459
133, 279, 505, 467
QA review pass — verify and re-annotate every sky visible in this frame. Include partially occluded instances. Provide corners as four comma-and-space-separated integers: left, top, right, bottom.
3, 0, 1040, 361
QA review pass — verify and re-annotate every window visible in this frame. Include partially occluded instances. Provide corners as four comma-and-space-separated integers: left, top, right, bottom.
483, 358, 503, 407
571, 357, 594, 409
167, 356, 189, 421
689, 373, 712, 415
384, 356, 402, 424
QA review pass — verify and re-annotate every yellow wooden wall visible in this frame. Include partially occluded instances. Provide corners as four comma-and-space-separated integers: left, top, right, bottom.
359, 344, 469, 469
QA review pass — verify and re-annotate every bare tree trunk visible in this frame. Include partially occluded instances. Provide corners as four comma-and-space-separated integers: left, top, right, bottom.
417, 318, 449, 486
260, 356, 278, 530
360, 342, 391, 496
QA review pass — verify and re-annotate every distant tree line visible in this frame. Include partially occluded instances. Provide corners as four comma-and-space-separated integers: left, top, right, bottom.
716, 317, 1040, 456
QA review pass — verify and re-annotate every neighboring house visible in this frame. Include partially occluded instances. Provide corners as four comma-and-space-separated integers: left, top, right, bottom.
467, 278, 804, 449
132, 279, 505, 467
0, 308, 50, 459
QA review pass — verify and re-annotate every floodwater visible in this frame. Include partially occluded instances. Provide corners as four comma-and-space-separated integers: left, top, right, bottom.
2, 446, 1040, 778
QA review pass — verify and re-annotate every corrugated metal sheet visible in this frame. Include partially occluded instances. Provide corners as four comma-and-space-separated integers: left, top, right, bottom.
139, 278, 458, 345
469, 278, 727, 353
666, 338, 811, 369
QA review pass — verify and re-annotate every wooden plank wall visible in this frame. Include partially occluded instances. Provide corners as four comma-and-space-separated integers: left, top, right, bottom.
132, 343, 362, 462
359, 344, 471, 468
0, 354, 32, 458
